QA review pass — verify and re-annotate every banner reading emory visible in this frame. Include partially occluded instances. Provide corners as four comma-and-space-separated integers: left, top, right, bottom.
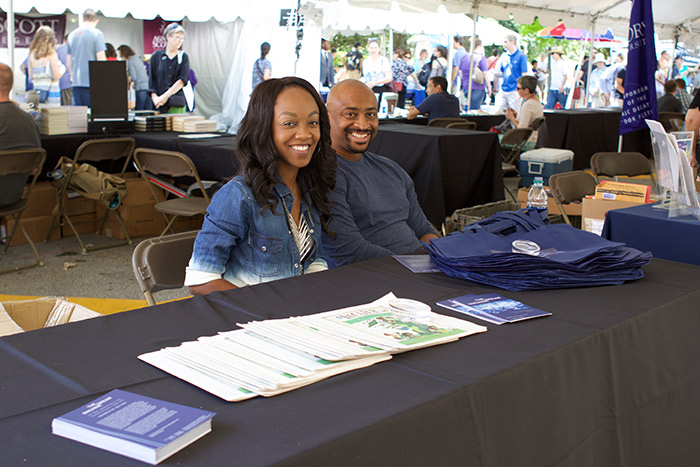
619, 0, 658, 135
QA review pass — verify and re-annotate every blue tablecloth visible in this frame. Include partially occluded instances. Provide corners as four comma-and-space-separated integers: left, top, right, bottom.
602, 202, 700, 265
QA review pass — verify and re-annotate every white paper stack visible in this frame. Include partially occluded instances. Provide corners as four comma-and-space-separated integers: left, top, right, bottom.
138, 293, 487, 402
37, 107, 69, 135
66, 106, 88, 133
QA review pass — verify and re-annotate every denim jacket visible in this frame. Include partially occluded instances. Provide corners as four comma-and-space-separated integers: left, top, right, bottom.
186, 176, 326, 287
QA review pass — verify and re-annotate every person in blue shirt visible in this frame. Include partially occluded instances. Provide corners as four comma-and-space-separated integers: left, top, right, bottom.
494, 34, 529, 114
406, 76, 460, 122
185, 77, 336, 294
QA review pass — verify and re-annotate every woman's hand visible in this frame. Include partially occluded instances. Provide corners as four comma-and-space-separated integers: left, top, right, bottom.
152, 93, 168, 109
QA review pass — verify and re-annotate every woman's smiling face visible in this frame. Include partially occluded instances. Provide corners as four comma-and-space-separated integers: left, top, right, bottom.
272, 86, 320, 177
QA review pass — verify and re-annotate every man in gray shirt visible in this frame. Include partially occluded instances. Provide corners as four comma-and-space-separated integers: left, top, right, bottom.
323, 79, 438, 267
67, 9, 106, 106
0, 63, 41, 205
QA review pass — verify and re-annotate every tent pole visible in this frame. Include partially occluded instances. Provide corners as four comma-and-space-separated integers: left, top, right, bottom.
585, 16, 596, 108
8, 0, 16, 98
466, 0, 479, 113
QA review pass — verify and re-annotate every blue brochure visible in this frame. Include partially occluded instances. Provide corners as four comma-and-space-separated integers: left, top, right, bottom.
436, 293, 551, 325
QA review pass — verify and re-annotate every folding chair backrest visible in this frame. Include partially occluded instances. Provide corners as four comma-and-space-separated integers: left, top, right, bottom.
0, 148, 46, 178
428, 117, 467, 127
590, 152, 652, 180
75, 137, 135, 166
0, 148, 46, 207
133, 148, 210, 202
132, 230, 199, 305
549, 171, 597, 205
530, 116, 545, 131
446, 121, 478, 130
500, 128, 533, 146
669, 118, 684, 132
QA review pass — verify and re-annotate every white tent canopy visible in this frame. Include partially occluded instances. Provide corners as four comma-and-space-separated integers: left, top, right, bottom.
346, 0, 700, 47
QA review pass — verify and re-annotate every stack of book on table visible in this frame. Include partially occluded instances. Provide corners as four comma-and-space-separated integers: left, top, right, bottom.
37, 106, 88, 135
139, 293, 487, 401
171, 115, 203, 132
134, 115, 168, 132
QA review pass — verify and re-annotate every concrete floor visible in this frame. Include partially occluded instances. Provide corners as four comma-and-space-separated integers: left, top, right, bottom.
1, 233, 189, 302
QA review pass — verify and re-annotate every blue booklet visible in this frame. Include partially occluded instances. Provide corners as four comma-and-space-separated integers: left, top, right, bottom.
393, 255, 442, 273
52, 389, 216, 465
436, 293, 552, 325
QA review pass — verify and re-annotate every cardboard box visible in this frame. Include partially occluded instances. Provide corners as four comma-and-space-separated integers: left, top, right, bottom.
62, 192, 97, 216
0, 297, 101, 337
594, 181, 651, 203
121, 173, 162, 206
517, 187, 583, 216
4, 215, 60, 246
582, 197, 644, 236
22, 181, 56, 218
98, 202, 166, 239
61, 213, 98, 237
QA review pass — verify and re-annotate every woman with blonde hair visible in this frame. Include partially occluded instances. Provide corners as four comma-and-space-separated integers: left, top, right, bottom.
28, 26, 65, 104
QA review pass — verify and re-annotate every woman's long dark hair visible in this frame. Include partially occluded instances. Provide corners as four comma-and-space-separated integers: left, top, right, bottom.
260, 42, 270, 60
236, 77, 336, 235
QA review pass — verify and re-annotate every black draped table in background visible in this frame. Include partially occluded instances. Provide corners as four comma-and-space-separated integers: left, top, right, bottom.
380, 114, 505, 131
369, 123, 503, 226
537, 108, 653, 170
41, 132, 239, 182
1, 256, 699, 465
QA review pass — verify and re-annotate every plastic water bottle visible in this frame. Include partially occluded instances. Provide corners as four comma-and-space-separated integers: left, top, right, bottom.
527, 177, 548, 209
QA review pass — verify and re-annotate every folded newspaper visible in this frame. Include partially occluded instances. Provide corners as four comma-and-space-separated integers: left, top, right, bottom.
139, 293, 486, 401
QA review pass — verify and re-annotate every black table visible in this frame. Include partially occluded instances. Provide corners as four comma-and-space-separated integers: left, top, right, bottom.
41, 132, 238, 182
369, 123, 504, 226
602, 202, 700, 265
1, 256, 699, 465
536, 109, 653, 170
380, 114, 505, 131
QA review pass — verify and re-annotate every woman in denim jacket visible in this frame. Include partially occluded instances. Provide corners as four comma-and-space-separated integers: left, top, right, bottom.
185, 77, 336, 294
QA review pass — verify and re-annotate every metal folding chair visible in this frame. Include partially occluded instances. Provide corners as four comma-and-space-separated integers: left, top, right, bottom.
548, 171, 597, 227
530, 116, 545, 131
0, 148, 46, 274
446, 121, 478, 130
590, 151, 655, 185
133, 148, 211, 237
45, 137, 135, 254
132, 230, 198, 306
428, 117, 467, 127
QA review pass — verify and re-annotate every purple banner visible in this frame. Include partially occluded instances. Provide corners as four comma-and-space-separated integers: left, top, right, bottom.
619, 0, 658, 135
0, 13, 66, 48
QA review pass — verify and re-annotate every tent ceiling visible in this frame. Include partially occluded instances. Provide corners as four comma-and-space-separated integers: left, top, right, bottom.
346, 0, 700, 46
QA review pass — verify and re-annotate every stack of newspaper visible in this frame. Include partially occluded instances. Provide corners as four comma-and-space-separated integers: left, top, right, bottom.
139, 293, 486, 401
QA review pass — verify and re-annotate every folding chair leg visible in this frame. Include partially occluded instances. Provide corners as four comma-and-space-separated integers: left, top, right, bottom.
44, 213, 60, 243
87, 211, 132, 251
62, 213, 89, 254
0, 223, 43, 274
3, 217, 20, 255
144, 290, 156, 307
159, 215, 179, 237
504, 183, 517, 202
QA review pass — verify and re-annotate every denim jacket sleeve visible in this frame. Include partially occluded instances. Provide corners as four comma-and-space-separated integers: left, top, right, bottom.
187, 179, 250, 278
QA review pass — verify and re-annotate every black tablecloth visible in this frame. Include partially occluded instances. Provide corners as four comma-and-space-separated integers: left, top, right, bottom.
380, 114, 505, 131
41, 132, 238, 182
368, 123, 504, 226
602, 202, 700, 265
1, 256, 699, 465
536, 109, 653, 170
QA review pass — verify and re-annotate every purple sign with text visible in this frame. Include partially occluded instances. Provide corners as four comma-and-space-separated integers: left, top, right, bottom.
619, 0, 658, 135
0, 13, 66, 48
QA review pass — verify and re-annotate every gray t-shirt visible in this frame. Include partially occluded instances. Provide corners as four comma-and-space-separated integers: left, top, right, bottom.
322, 152, 435, 267
126, 55, 149, 91
0, 102, 41, 206
67, 26, 106, 87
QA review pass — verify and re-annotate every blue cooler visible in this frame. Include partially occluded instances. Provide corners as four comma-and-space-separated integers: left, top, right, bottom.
520, 148, 574, 186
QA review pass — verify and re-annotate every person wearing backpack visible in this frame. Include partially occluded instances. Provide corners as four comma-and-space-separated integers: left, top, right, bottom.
458, 39, 489, 111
